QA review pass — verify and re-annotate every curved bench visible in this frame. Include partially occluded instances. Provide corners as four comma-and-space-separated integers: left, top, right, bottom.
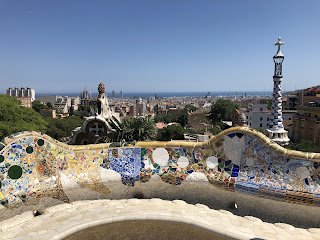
0, 127, 320, 227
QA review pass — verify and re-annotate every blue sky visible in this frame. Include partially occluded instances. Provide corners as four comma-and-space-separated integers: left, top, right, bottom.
0, 0, 319, 93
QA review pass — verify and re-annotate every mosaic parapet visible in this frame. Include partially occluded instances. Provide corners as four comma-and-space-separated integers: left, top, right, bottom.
0, 127, 320, 209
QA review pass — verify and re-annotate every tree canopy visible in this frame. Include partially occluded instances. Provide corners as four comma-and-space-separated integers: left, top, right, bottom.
107, 116, 156, 142
157, 124, 186, 141
72, 105, 91, 119
208, 99, 237, 123
260, 99, 272, 110
287, 140, 320, 153
44, 116, 83, 140
32, 100, 49, 113
0, 95, 47, 139
154, 104, 198, 127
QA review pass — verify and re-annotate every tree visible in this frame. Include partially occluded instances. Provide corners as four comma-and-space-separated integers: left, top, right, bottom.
154, 113, 177, 124
107, 116, 156, 142
73, 105, 91, 118
208, 99, 237, 123
208, 125, 222, 135
32, 100, 48, 113
287, 140, 320, 153
69, 106, 74, 115
0, 95, 47, 139
157, 124, 186, 141
44, 116, 83, 140
260, 99, 272, 110
181, 104, 197, 114
46, 102, 53, 109
153, 104, 198, 127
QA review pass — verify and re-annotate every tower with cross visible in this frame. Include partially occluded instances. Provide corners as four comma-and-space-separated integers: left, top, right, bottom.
265, 37, 290, 145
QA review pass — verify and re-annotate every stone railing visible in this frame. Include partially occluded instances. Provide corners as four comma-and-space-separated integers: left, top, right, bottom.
0, 126, 319, 214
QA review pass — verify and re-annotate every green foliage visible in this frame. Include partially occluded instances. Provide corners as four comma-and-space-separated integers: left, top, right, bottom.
0, 95, 47, 139
32, 100, 49, 113
187, 128, 206, 135
44, 116, 83, 140
286, 141, 320, 153
157, 124, 186, 141
208, 125, 222, 135
72, 105, 91, 119
255, 128, 265, 134
154, 113, 178, 124
208, 99, 237, 123
46, 102, 53, 109
181, 104, 197, 114
205, 122, 230, 135
282, 102, 288, 110
154, 104, 198, 127
107, 116, 156, 142
260, 99, 272, 110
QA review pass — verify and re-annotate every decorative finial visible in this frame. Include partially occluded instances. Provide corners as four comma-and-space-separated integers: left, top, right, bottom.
274, 37, 284, 58
98, 83, 105, 94
275, 37, 284, 52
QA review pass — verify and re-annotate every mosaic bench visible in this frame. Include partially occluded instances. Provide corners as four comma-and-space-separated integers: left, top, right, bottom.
0, 126, 320, 209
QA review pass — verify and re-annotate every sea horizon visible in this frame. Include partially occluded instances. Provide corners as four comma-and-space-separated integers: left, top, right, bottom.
35, 91, 274, 99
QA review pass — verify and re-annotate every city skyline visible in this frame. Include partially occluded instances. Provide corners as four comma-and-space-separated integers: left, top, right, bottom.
0, 1, 319, 93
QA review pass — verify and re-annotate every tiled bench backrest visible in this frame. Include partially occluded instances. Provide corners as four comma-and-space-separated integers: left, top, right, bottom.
0, 127, 319, 208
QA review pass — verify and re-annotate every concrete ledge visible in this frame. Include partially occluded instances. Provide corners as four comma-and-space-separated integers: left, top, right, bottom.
0, 199, 319, 240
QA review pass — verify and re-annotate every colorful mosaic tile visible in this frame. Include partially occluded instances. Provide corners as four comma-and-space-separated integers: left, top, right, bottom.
0, 129, 319, 208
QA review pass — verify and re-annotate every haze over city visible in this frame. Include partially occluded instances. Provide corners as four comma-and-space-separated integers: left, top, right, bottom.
0, 0, 319, 93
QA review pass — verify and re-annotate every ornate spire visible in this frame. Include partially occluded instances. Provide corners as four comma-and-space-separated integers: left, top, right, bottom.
274, 37, 284, 57
265, 37, 290, 146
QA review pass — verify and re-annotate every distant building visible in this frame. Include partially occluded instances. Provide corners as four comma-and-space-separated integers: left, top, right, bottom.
167, 108, 181, 114
36, 95, 59, 105
183, 133, 210, 142
244, 104, 270, 130
232, 109, 240, 127
129, 105, 135, 117
6, 87, 35, 108
233, 99, 260, 109
80, 88, 89, 99
300, 86, 320, 106
112, 90, 115, 98
135, 98, 146, 116
70, 96, 81, 111
54, 102, 69, 114
40, 109, 57, 118
286, 94, 299, 110
80, 88, 96, 106
120, 91, 123, 98
292, 101, 320, 143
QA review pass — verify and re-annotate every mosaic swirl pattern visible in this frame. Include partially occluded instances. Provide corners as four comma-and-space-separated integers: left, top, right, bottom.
0, 128, 320, 208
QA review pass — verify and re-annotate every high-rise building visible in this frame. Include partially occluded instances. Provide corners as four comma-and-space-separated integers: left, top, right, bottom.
6, 87, 35, 107
112, 90, 115, 98
265, 37, 290, 145
81, 88, 89, 99
120, 91, 123, 98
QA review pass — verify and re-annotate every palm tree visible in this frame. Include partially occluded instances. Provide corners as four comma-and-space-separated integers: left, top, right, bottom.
107, 116, 156, 142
